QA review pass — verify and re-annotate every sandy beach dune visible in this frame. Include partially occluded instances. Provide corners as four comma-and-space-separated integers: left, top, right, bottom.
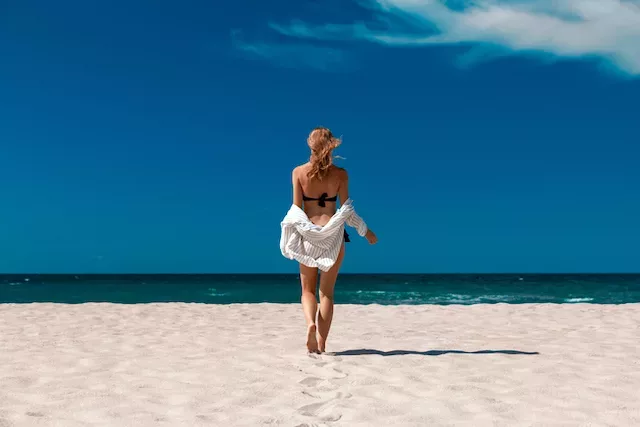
1, 303, 639, 426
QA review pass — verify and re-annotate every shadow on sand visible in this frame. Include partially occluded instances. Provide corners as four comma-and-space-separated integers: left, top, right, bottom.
333, 349, 539, 356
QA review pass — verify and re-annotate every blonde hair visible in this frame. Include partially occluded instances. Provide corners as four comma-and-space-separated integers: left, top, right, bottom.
307, 127, 341, 181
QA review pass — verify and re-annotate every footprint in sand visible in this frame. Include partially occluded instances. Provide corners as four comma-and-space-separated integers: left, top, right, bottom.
303, 364, 348, 380
299, 402, 326, 415
298, 356, 351, 423
299, 376, 323, 387
298, 379, 350, 423
298, 402, 342, 422
302, 390, 352, 400
299, 377, 339, 392
321, 353, 342, 361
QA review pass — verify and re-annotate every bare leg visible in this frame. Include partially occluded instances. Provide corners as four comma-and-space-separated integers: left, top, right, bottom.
299, 263, 319, 353
317, 243, 345, 353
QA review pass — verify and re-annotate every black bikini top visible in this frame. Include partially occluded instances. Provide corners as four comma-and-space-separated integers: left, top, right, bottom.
302, 192, 337, 207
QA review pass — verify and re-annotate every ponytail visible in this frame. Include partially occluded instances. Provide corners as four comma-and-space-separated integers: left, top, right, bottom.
306, 127, 341, 181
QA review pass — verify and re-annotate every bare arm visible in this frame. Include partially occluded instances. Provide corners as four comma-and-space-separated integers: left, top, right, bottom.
338, 169, 377, 245
338, 168, 349, 206
292, 168, 303, 208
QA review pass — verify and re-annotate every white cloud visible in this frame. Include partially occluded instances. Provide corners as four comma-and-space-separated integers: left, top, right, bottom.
231, 32, 351, 71
270, 0, 640, 75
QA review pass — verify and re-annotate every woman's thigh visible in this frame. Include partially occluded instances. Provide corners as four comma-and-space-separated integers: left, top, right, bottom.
319, 243, 345, 298
299, 263, 318, 293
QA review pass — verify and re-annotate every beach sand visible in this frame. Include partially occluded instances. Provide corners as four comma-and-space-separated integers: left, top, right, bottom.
1, 303, 639, 426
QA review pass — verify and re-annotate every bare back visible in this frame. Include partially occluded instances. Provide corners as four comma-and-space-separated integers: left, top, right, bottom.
292, 164, 348, 227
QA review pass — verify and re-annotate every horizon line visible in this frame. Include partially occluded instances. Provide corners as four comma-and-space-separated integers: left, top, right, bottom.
2, 272, 640, 276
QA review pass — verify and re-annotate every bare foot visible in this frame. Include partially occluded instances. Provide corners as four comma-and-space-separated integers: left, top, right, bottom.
317, 335, 326, 353
306, 325, 319, 353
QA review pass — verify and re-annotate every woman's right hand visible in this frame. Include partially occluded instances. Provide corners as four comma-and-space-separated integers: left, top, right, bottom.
365, 229, 378, 245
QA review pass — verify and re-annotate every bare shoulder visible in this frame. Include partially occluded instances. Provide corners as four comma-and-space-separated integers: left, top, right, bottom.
333, 166, 348, 181
292, 163, 309, 178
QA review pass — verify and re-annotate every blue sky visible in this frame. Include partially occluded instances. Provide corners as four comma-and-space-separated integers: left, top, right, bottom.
1, 0, 639, 273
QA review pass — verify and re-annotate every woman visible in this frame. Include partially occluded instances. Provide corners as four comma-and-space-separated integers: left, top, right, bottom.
280, 127, 377, 353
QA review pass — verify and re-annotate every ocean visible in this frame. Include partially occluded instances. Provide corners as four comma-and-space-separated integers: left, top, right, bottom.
1, 274, 639, 304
